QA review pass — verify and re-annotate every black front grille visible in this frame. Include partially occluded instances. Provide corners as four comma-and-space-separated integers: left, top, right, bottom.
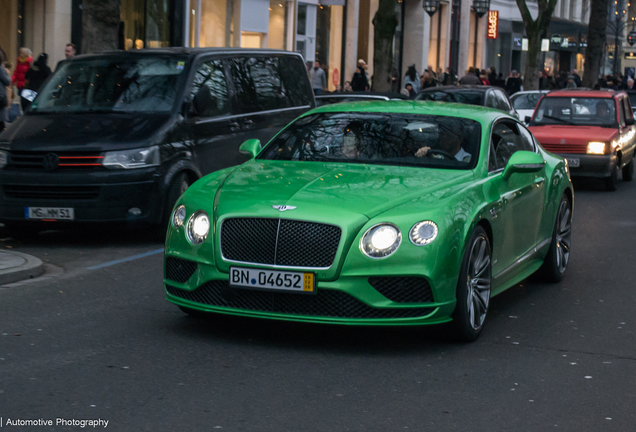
368, 277, 435, 303
3, 185, 100, 200
221, 218, 341, 268
9, 151, 104, 170
166, 281, 434, 319
165, 257, 198, 283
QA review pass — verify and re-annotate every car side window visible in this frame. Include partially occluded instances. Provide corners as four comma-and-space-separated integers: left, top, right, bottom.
496, 90, 512, 112
624, 97, 634, 121
490, 121, 525, 170
229, 56, 291, 113
618, 97, 626, 127
279, 56, 314, 107
190, 60, 230, 118
517, 125, 537, 152
486, 91, 498, 109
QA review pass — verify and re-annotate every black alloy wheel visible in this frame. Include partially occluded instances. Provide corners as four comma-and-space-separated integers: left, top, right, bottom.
535, 193, 572, 282
623, 159, 634, 182
452, 226, 492, 342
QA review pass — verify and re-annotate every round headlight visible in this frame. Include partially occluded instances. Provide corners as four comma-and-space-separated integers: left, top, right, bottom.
360, 223, 401, 258
172, 205, 186, 228
186, 211, 210, 244
409, 221, 438, 246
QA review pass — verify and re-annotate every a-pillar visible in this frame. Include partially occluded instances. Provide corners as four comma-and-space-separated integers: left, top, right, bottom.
402, 0, 431, 80
457, 0, 471, 76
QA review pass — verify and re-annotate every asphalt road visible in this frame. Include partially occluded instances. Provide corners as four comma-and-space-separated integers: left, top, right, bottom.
1, 177, 635, 432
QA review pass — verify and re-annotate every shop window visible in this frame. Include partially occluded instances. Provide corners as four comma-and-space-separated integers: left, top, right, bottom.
297, 4, 307, 36
201, 0, 228, 47
268, 0, 289, 50
120, 0, 171, 49
241, 32, 263, 48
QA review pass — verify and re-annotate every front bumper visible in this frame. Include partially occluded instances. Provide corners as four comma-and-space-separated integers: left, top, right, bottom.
0, 168, 163, 225
163, 256, 456, 326
558, 153, 617, 178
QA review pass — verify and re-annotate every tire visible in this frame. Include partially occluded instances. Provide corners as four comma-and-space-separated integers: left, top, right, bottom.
535, 193, 572, 283
605, 164, 618, 191
161, 173, 190, 230
622, 159, 634, 182
451, 226, 492, 342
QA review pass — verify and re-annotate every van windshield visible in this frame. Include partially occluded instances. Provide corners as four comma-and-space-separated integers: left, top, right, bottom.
29, 56, 187, 114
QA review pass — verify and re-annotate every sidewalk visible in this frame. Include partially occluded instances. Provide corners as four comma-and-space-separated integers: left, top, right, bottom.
0, 249, 44, 285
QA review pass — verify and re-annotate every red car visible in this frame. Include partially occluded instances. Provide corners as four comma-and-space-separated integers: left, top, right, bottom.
528, 89, 636, 191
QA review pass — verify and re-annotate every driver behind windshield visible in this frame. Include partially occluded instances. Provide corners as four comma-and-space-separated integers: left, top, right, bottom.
414, 122, 472, 162
596, 100, 610, 122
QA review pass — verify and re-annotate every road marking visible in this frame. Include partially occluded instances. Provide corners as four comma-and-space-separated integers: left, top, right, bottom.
87, 248, 164, 270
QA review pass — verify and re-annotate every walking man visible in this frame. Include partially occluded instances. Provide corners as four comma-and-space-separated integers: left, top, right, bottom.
310, 61, 327, 95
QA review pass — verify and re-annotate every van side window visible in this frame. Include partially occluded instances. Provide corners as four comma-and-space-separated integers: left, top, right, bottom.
279, 57, 313, 107
190, 60, 229, 117
619, 97, 626, 127
229, 57, 291, 113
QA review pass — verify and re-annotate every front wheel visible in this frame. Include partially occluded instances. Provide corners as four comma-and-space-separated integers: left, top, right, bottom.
451, 226, 492, 342
622, 159, 634, 182
605, 164, 618, 191
535, 193, 572, 283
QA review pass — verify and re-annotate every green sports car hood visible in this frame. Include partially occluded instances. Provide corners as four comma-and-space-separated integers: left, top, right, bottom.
214, 159, 473, 221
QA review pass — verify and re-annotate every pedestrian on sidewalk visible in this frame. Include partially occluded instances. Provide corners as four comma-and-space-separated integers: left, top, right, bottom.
309, 61, 327, 95
404, 65, 420, 93
65, 43, 76, 59
459, 67, 481, 85
479, 70, 490, 85
0, 47, 11, 132
21, 53, 51, 111
12, 47, 32, 94
351, 64, 369, 91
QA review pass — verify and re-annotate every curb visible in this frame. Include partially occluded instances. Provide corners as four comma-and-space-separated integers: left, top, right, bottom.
0, 250, 45, 285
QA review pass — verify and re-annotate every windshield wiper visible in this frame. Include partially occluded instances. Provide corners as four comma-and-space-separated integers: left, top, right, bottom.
542, 115, 576, 125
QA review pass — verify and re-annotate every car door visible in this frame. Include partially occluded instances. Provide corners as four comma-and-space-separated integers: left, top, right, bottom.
186, 57, 241, 174
618, 96, 636, 164
227, 55, 314, 150
484, 119, 547, 279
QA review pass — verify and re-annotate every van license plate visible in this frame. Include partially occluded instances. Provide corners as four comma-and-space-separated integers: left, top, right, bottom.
229, 267, 315, 294
25, 207, 74, 220
566, 158, 580, 168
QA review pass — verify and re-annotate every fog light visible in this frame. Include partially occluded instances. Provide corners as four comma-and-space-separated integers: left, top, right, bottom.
128, 207, 142, 216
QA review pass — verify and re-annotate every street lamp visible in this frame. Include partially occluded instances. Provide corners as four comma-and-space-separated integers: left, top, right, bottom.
423, 0, 440, 17
472, 0, 491, 67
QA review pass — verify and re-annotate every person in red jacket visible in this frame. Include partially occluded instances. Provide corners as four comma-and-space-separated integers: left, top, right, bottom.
12, 47, 33, 91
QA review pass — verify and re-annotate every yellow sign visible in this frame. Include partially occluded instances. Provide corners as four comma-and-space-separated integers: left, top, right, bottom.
303, 273, 314, 292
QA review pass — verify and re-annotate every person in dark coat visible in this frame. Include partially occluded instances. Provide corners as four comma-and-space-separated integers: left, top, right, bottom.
21, 53, 51, 111
488, 67, 497, 84
505, 70, 522, 95
0, 47, 11, 131
351, 65, 369, 91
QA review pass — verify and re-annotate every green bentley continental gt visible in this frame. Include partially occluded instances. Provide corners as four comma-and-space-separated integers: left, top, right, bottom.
163, 101, 573, 341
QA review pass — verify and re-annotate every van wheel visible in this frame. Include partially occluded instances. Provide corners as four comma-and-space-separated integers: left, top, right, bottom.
157, 173, 190, 238
622, 159, 634, 182
605, 165, 618, 191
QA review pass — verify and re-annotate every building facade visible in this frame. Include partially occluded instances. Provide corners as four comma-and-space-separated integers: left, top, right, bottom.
1, 0, 594, 93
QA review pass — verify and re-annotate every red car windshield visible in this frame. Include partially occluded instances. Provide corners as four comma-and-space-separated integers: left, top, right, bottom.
532, 97, 617, 127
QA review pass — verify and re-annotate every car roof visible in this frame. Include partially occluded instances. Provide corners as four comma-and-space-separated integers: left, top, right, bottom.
316, 91, 407, 99
419, 85, 494, 93
69, 48, 301, 61
510, 90, 550, 97
308, 100, 512, 123
545, 89, 622, 99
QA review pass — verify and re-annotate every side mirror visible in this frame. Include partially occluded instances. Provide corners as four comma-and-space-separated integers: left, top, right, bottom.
524, 116, 532, 124
625, 117, 635, 126
239, 139, 262, 159
503, 151, 545, 180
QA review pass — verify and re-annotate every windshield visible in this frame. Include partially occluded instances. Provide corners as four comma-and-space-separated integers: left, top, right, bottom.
532, 97, 617, 126
416, 90, 483, 106
511, 92, 544, 110
29, 56, 187, 114
257, 112, 481, 169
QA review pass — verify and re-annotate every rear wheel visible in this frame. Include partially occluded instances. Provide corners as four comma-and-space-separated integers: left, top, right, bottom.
451, 226, 492, 342
535, 193, 572, 282
622, 159, 634, 182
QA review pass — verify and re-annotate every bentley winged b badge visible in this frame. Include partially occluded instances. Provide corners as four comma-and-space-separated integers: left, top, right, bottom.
272, 205, 297, 212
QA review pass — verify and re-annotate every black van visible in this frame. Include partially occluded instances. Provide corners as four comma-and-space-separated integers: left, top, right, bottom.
0, 49, 315, 235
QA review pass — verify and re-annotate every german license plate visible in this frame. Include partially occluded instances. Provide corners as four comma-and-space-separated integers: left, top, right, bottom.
229, 267, 315, 294
25, 207, 74, 220
566, 158, 580, 168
